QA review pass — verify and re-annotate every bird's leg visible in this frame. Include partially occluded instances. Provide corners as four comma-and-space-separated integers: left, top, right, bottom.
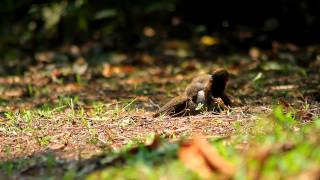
211, 97, 229, 111
171, 100, 191, 117
221, 94, 232, 106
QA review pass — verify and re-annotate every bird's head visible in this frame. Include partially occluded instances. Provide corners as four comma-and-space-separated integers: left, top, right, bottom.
210, 68, 229, 96
212, 68, 229, 82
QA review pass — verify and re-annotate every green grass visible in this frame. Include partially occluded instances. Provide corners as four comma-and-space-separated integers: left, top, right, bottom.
0, 57, 319, 179
84, 105, 320, 180
1, 100, 319, 179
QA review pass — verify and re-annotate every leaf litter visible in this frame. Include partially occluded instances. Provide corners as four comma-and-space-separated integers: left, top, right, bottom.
0, 44, 320, 179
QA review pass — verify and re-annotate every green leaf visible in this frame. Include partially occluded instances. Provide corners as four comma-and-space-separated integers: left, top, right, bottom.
95, 9, 117, 20
195, 103, 204, 111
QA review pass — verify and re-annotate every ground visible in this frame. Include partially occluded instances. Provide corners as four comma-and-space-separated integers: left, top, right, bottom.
0, 41, 320, 179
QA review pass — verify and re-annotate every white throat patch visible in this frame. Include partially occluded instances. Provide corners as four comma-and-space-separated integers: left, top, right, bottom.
196, 90, 206, 104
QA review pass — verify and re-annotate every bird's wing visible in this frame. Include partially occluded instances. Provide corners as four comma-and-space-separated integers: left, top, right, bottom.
153, 95, 190, 117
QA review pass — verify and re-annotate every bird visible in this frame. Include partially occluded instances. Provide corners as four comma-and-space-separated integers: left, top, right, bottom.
152, 94, 197, 117
153, 68, 231, 117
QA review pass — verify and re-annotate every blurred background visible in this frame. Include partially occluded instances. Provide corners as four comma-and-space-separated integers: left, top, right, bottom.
1, 0, 320, 74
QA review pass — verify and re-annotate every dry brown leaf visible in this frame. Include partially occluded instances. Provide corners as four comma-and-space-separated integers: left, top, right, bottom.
141, 54, 155, 64
200, 35, 219, 46
3, 89, 25, 98
35, 51, 54, 62
249, 47, 261, 60
54, 83, 82, 93
270, 84, 298, 91
136, 96, 149, 102
145, 134, 161, 150
64, 83, 82, 91
296, 109, 313, 122
178, 136, 235, 179
179, 139, 213, 179
49, 143, 66, 150
124, 77, 144, 85
290, 165, 320, 180
0, 76, 22, 84
102, 64, 136, 78
162, 40, 190, 50
286, 43, 299, 52
128, 134, 161, 155
143, 26, 156, 37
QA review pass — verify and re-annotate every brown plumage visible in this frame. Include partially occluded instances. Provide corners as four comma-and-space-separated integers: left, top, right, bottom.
185, 74, 212, 105
153, 68, 231, 117
152, 94, 197, 117
209, 69, 231, 106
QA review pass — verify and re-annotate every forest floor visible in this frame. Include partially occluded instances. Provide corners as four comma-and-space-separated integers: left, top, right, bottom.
0, 40, 320, 179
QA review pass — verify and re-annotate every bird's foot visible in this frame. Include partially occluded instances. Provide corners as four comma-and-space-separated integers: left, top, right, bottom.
211, 97, 229, 111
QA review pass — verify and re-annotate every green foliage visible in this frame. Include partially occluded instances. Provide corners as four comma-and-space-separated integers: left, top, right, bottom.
63, 170, 77, 180
22, 110, 33, 124
37, 136, 52, 147
87, 139, 184, 180
27, 84, 34, 97
4, 112, 17, 125
0, 161, 14, 176
91, 101, 105, 118
88, 128, 99, 145
0, 0, 178, 59
195, 102, 204, 111
273, 105, 296, 129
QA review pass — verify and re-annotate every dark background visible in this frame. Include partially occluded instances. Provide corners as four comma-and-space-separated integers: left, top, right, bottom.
1, 0, 320, 60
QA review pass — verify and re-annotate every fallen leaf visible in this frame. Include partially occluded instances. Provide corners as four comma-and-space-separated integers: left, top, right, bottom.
128, 134, 161, 154
286, 43, 299, 52
270, 84, 298, 91
69, 45, 81, 56
171, 17, 181, 26
238, 31, 253, 40
296, 109, 313, 122
178, 136, 235, 179
0, 76, 22, 84
3, 88, 25, 98
249, 47, 261, 60
163, 40, 190, 50
291, 165, 320, 180
143, 26, 156, 37
200, 35, 219, 46
145, 134, 161, 150
141, 54, 155, 64
49, 143, 66, 150
72, 57, 88, 75
179, 140, 212, 179
102, 64, 136, 78
54, 83, 82, 92
181, 60, 201, 72
261, 61, 283, 71
35, 51, 54, 62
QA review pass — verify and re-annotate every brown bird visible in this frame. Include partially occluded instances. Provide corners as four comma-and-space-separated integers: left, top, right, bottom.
152, 94, 197, 117
208, 69, 231, 107
153, 68, 231, 117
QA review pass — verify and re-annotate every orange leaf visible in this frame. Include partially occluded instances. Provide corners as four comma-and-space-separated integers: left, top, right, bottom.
249, 47, 261, 60
102, 64, 136, 78
3, 89, 25, 98
200, 36, 219, 46
143, 26, 156, 37
179, 136, 235, 179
